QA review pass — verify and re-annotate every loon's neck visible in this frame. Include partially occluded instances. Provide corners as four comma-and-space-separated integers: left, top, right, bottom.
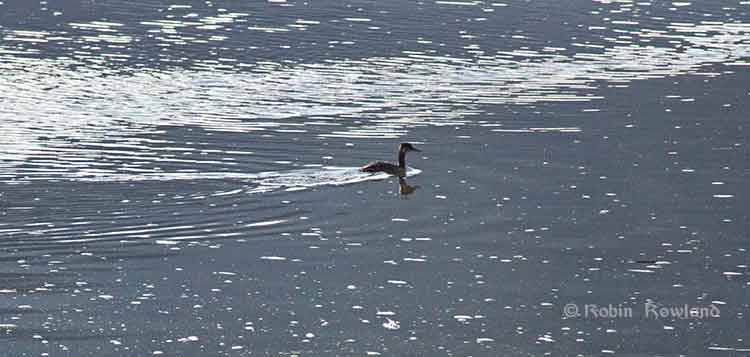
398, 149, 406, 168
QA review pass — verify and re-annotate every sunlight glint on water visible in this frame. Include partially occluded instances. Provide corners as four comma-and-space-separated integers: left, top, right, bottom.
0, 0, 748, 355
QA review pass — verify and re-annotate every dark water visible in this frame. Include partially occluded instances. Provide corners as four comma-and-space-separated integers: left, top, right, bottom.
1, 0, 749, 355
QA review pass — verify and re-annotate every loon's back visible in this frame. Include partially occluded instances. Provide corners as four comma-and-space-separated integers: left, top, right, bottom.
360, 161, 405, 177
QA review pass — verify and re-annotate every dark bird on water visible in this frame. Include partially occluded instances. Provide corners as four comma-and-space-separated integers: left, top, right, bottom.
360, 143, 421, 178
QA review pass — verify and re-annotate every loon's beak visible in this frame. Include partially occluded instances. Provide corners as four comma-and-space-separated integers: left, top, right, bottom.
411, 147, 421, 152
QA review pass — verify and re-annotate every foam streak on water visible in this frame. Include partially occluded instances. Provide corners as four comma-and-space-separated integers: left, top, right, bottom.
68, 166, 420, 189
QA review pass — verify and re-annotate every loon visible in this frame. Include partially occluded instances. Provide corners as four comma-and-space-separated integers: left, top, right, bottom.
360, 143, 420, 177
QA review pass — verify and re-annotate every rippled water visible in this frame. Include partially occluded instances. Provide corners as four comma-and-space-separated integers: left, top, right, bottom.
1, 0, 749, 355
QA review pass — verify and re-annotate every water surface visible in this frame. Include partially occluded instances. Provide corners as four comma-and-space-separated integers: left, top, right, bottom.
1, 0, 749, 355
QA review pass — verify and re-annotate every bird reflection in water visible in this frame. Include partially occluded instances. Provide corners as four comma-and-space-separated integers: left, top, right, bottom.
398, 177, 419, 197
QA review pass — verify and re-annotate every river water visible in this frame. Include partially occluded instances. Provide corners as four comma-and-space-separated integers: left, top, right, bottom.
1, 0, 748, 355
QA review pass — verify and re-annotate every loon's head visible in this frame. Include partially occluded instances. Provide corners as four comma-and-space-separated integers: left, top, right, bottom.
399, 143, 421, 153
